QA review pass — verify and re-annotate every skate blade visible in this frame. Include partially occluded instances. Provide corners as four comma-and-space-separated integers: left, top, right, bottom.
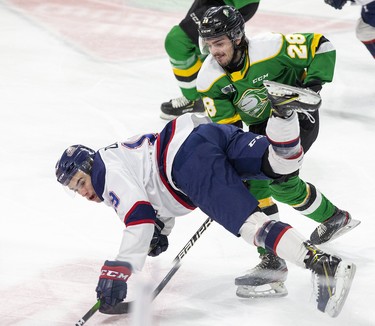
263, 80, 321, 105
236, 282, 288, 298
324, 262, 356, 318
329, 219, 361, 243
160, 112, 178, 121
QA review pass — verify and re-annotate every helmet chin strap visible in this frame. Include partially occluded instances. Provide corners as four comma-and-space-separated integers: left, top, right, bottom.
225, 37, 248, 72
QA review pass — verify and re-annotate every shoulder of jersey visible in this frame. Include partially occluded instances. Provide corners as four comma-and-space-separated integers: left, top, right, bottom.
196, 55, 226, 93
248, 32, 284, 64
196, 33, 284, 92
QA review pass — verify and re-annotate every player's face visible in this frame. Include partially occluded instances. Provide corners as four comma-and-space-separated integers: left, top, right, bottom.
68, 170, 101, 203
204, 35, 235, 67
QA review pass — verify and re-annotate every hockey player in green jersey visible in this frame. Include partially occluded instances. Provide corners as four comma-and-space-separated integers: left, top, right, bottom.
197, 7, 332, 145
196, 5, 360, 298
160, 0, 260, 120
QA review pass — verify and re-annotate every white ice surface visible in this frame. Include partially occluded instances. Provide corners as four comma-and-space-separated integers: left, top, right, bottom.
0, 0, 374, 325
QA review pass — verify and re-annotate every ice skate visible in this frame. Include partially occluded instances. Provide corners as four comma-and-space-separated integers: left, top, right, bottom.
160, 96, 205, 120
263, 80, 321, 119
310, 209, 361, 245
304, 242, 356, 317
235, 253, 288, 298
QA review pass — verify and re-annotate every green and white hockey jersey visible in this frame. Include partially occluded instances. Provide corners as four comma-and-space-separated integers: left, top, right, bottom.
196, 32, 336, 125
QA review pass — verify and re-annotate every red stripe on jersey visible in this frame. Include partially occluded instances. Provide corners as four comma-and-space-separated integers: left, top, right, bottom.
156, 120, 196, 210
126, 219, 155, 227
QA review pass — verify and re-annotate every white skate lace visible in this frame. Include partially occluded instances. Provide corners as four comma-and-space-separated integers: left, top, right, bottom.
317, 224, 328, 237
246, 256, 272, 273
275, 94, 317, 123
171, 96, 190, 108
255, 257, 270, 270
297, 109, 316, 123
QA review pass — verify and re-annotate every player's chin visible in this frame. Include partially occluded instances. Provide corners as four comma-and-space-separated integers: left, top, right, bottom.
216, 56, 230, 67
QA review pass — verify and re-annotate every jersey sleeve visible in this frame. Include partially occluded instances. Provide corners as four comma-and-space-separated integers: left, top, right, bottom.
303, 34, 336, 85
103, 165, 157, 271
280, 33, 336, 86
116, 223, 154, 271
158, 216, 176, 236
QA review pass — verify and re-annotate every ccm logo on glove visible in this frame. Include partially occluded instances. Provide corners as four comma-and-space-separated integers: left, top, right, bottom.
100, 266, 131, 281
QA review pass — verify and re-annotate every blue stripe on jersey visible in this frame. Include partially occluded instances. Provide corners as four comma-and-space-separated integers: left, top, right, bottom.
124, 201, 156, 227
91, 152, 106, 201
156, 120, 196, 210
266, 136, 300, 149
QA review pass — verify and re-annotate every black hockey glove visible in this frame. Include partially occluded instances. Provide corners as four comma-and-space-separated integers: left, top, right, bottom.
148, 218, 169, 257
96, 260, 132, 313
301, 79, 322, 94
324, 0, 347, 9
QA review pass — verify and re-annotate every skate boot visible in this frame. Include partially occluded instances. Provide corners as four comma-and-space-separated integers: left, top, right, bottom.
310, 209, 361, 245
263, 80, 321, 120
235, 253, 288, 298
304, 241, 356, 317
160, 96, 205, 120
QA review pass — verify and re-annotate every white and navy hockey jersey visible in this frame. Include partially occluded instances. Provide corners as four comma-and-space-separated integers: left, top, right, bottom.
90, 113, 211, 271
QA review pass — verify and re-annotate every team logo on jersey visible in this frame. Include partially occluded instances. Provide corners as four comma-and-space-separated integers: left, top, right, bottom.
236, 88, 269, 117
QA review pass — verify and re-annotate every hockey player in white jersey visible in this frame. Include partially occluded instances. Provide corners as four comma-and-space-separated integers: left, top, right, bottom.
56, 91, 356, 318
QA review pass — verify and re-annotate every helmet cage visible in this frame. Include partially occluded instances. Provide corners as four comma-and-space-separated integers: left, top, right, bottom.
199, 28, 244, 55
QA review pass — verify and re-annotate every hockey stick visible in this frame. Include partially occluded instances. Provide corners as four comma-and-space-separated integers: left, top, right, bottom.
153, 217, 213, 298
75, 299, 101, 326
75, 217, 213, 324
110, 217, 213, 314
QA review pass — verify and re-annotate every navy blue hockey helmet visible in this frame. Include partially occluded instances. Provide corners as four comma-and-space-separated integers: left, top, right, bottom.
198, 6, 245, 41
55, 145, 95, 186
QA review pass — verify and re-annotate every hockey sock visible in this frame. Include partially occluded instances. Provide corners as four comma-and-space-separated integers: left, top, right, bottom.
266, 112, 301, 159
255, 220, 308, 267
292, 182, 336, 223
270, 176, 336, 223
